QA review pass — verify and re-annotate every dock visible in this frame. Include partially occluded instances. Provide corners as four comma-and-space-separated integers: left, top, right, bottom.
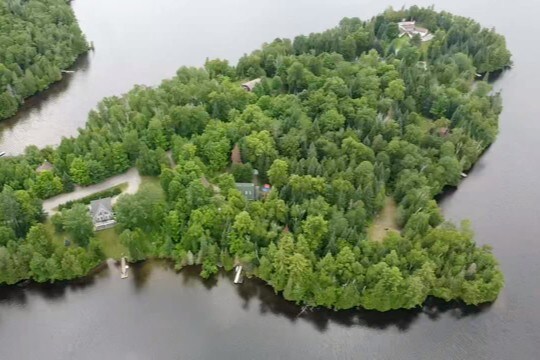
120, 257, 129, 279
233, 265, 243, 284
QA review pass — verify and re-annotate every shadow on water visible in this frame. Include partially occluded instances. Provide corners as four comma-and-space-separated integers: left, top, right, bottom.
0, 259, 491, 333
0, 259, 107, 305
233, 273, 490, 333
128, 260, 154, 291
0, 52, 91, 133
176, 263, 219, 290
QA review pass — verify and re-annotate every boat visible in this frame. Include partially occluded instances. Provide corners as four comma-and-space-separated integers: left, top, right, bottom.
461, 172, 468, 178
0, 151, 6, 157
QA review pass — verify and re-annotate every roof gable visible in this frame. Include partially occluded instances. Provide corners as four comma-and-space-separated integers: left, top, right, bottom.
90, 198, 113, 217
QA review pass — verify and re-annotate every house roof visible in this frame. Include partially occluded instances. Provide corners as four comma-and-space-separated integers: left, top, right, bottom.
241, 78, 261, 91
398, 21, 416, 32
89, 198, 113, 218
235, 182, 257, 200
398, 21, 431, 40
36, 160, 53, 173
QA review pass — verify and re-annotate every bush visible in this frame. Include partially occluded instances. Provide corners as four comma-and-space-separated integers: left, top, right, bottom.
231, 163, 253, 182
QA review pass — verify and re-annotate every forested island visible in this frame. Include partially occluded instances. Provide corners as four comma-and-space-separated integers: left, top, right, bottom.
0, 7, 511, 311
0, 0, 88, 120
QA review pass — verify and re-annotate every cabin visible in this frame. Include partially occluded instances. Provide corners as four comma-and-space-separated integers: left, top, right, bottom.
89, 197, 117, 231
241, 78, 261, 92
398, 21, 433, 42
235, 182, 258, 201
36, 160, 54, 173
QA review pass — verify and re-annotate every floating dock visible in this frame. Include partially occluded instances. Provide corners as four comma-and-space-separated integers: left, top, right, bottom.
120, 257, 129, 279
233, 265, 243, 284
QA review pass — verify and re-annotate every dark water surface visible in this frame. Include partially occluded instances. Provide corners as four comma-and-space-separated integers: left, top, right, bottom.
1, 0, 540, 359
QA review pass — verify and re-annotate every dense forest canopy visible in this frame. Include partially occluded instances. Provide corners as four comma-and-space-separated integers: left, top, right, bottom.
0, 0, 88, 119
0, 7, 510, 311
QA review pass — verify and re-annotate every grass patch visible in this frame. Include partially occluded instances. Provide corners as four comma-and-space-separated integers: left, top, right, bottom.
368, 196, 400, 242
43, 218, 66, 247
139, 176, 164, 198
140, 176, 161, 188
95, 227, 125, 259
393, 36, 410, 51
43, 217, 125, 259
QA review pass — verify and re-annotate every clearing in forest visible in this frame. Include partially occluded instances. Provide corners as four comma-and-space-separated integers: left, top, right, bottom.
368, 197, 399, 242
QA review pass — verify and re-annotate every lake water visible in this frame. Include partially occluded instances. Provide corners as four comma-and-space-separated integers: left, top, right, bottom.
1, 0, 540, 359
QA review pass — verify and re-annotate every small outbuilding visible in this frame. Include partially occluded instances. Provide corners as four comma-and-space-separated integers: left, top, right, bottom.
241, 78, 261, 92
36, 160, 54, 173
89, 197, 117, 231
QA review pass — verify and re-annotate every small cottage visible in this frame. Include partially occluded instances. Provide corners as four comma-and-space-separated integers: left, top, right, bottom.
235, 182, 258, 201
89, 197, 117, 231
241, 78, 261, 92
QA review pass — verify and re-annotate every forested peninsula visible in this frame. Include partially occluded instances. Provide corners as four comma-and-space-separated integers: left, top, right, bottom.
0, 0, 88, 120
0, 7, 511, 311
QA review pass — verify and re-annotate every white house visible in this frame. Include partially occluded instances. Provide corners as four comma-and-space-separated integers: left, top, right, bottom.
89, 197, 117, 231
398, 21, 434, 42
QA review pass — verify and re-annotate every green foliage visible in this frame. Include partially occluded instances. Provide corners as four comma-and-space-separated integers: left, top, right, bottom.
59, 203, 94, 247
230, 163, 253, 183
31, 170, 63, 199
120, 229, 149, 261
0, 186, 43, 237
0, 7, 508, 310
115, 184, 165, 232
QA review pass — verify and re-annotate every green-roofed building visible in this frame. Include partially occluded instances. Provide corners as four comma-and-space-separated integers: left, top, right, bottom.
235, 182, 258, 201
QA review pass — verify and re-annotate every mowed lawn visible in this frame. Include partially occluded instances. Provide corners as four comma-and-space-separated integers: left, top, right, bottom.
95, 228, 125, 259
368, 196, 400, 242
